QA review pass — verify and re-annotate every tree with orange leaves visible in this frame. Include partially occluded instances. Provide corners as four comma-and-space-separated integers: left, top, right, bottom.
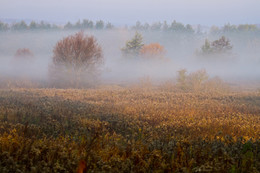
140, 43, 165, 59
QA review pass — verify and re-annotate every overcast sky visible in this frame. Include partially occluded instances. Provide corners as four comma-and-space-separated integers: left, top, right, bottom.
1, 0, 260, 26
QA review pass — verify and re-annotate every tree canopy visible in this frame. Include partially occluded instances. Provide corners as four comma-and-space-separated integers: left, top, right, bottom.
50, 31, 103, 87
121, 32, 144, 56
199, 36, 233, 55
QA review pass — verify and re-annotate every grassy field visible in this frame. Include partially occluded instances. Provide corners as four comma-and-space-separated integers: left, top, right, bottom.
0, 86, 259, 172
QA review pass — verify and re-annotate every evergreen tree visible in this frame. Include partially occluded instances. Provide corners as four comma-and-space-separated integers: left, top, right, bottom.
121, 32, 144, 56
95, 20, 104, 29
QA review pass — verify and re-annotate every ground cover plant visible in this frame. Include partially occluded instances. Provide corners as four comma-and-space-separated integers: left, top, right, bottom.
0, 86, 259, 172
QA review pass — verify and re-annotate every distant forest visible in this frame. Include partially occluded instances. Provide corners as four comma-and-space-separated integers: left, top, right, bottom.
0, 19, 260, 34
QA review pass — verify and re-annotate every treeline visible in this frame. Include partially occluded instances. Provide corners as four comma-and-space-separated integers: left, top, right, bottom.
210, 23, 260, 35
0, 19, 114, 31
132, 21, 260, 34
64, 20, 114, 30
0, 20, 58, 31
132, 21, 194, 33
0, 19, 260, 34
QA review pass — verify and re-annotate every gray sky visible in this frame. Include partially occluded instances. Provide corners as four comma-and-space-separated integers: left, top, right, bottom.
1, 0, 260, 26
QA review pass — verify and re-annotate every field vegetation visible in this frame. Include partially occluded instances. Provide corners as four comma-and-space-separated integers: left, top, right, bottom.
0, 83, 259, 172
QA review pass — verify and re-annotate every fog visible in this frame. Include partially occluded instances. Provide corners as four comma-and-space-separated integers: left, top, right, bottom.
1, 0, 260, 26
1, 0, 260, 89
0, 29, 260, 89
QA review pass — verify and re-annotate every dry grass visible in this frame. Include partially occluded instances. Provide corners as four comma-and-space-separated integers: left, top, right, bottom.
0, 87, 259, 172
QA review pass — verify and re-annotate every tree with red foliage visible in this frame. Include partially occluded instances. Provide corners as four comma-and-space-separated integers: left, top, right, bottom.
49, 31, 103, 88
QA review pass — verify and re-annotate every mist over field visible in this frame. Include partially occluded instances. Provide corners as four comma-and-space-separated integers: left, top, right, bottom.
1, 1, 260, 172
1, 0, 260, 88
0, 28, 260, 88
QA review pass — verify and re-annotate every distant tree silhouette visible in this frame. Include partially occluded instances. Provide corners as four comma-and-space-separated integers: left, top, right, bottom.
162, 21, 169, 31
169, 20, 186, 32
75, 20, 81, 29
237, 24, 257, 32
82, 19, 94, 29
0, 21, 9, 31
14, 48, 34, 60
12, 21, 28, 30
223, 23, 237, 33
150, 22, 162, 31
210, 25, 221, 35
64, 22, 73, 29
132, 21, 143, 30
105, 22, 114, 29
185, 24, 194, 33
95, 20, 104, 29
29, 21, 37, 30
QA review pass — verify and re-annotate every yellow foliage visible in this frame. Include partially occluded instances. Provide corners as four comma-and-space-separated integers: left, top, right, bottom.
0, 87, 259, 172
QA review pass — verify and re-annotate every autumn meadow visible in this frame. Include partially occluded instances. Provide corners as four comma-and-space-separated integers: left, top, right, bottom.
0, 20, 260, 172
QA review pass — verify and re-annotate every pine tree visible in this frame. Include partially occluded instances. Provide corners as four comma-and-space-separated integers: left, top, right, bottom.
121, 32, 144, 56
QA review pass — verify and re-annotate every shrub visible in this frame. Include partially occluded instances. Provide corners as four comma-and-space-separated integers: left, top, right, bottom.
14, 48, 34, 60
177, 69, 188, 90
176, 69, 229, 93
177, 69, 209, 91
49, 31, 103, 88
140, 43, 165, 59
11, 48, 35, 81
188, 69, 209, 91
204, 76, 230, 93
